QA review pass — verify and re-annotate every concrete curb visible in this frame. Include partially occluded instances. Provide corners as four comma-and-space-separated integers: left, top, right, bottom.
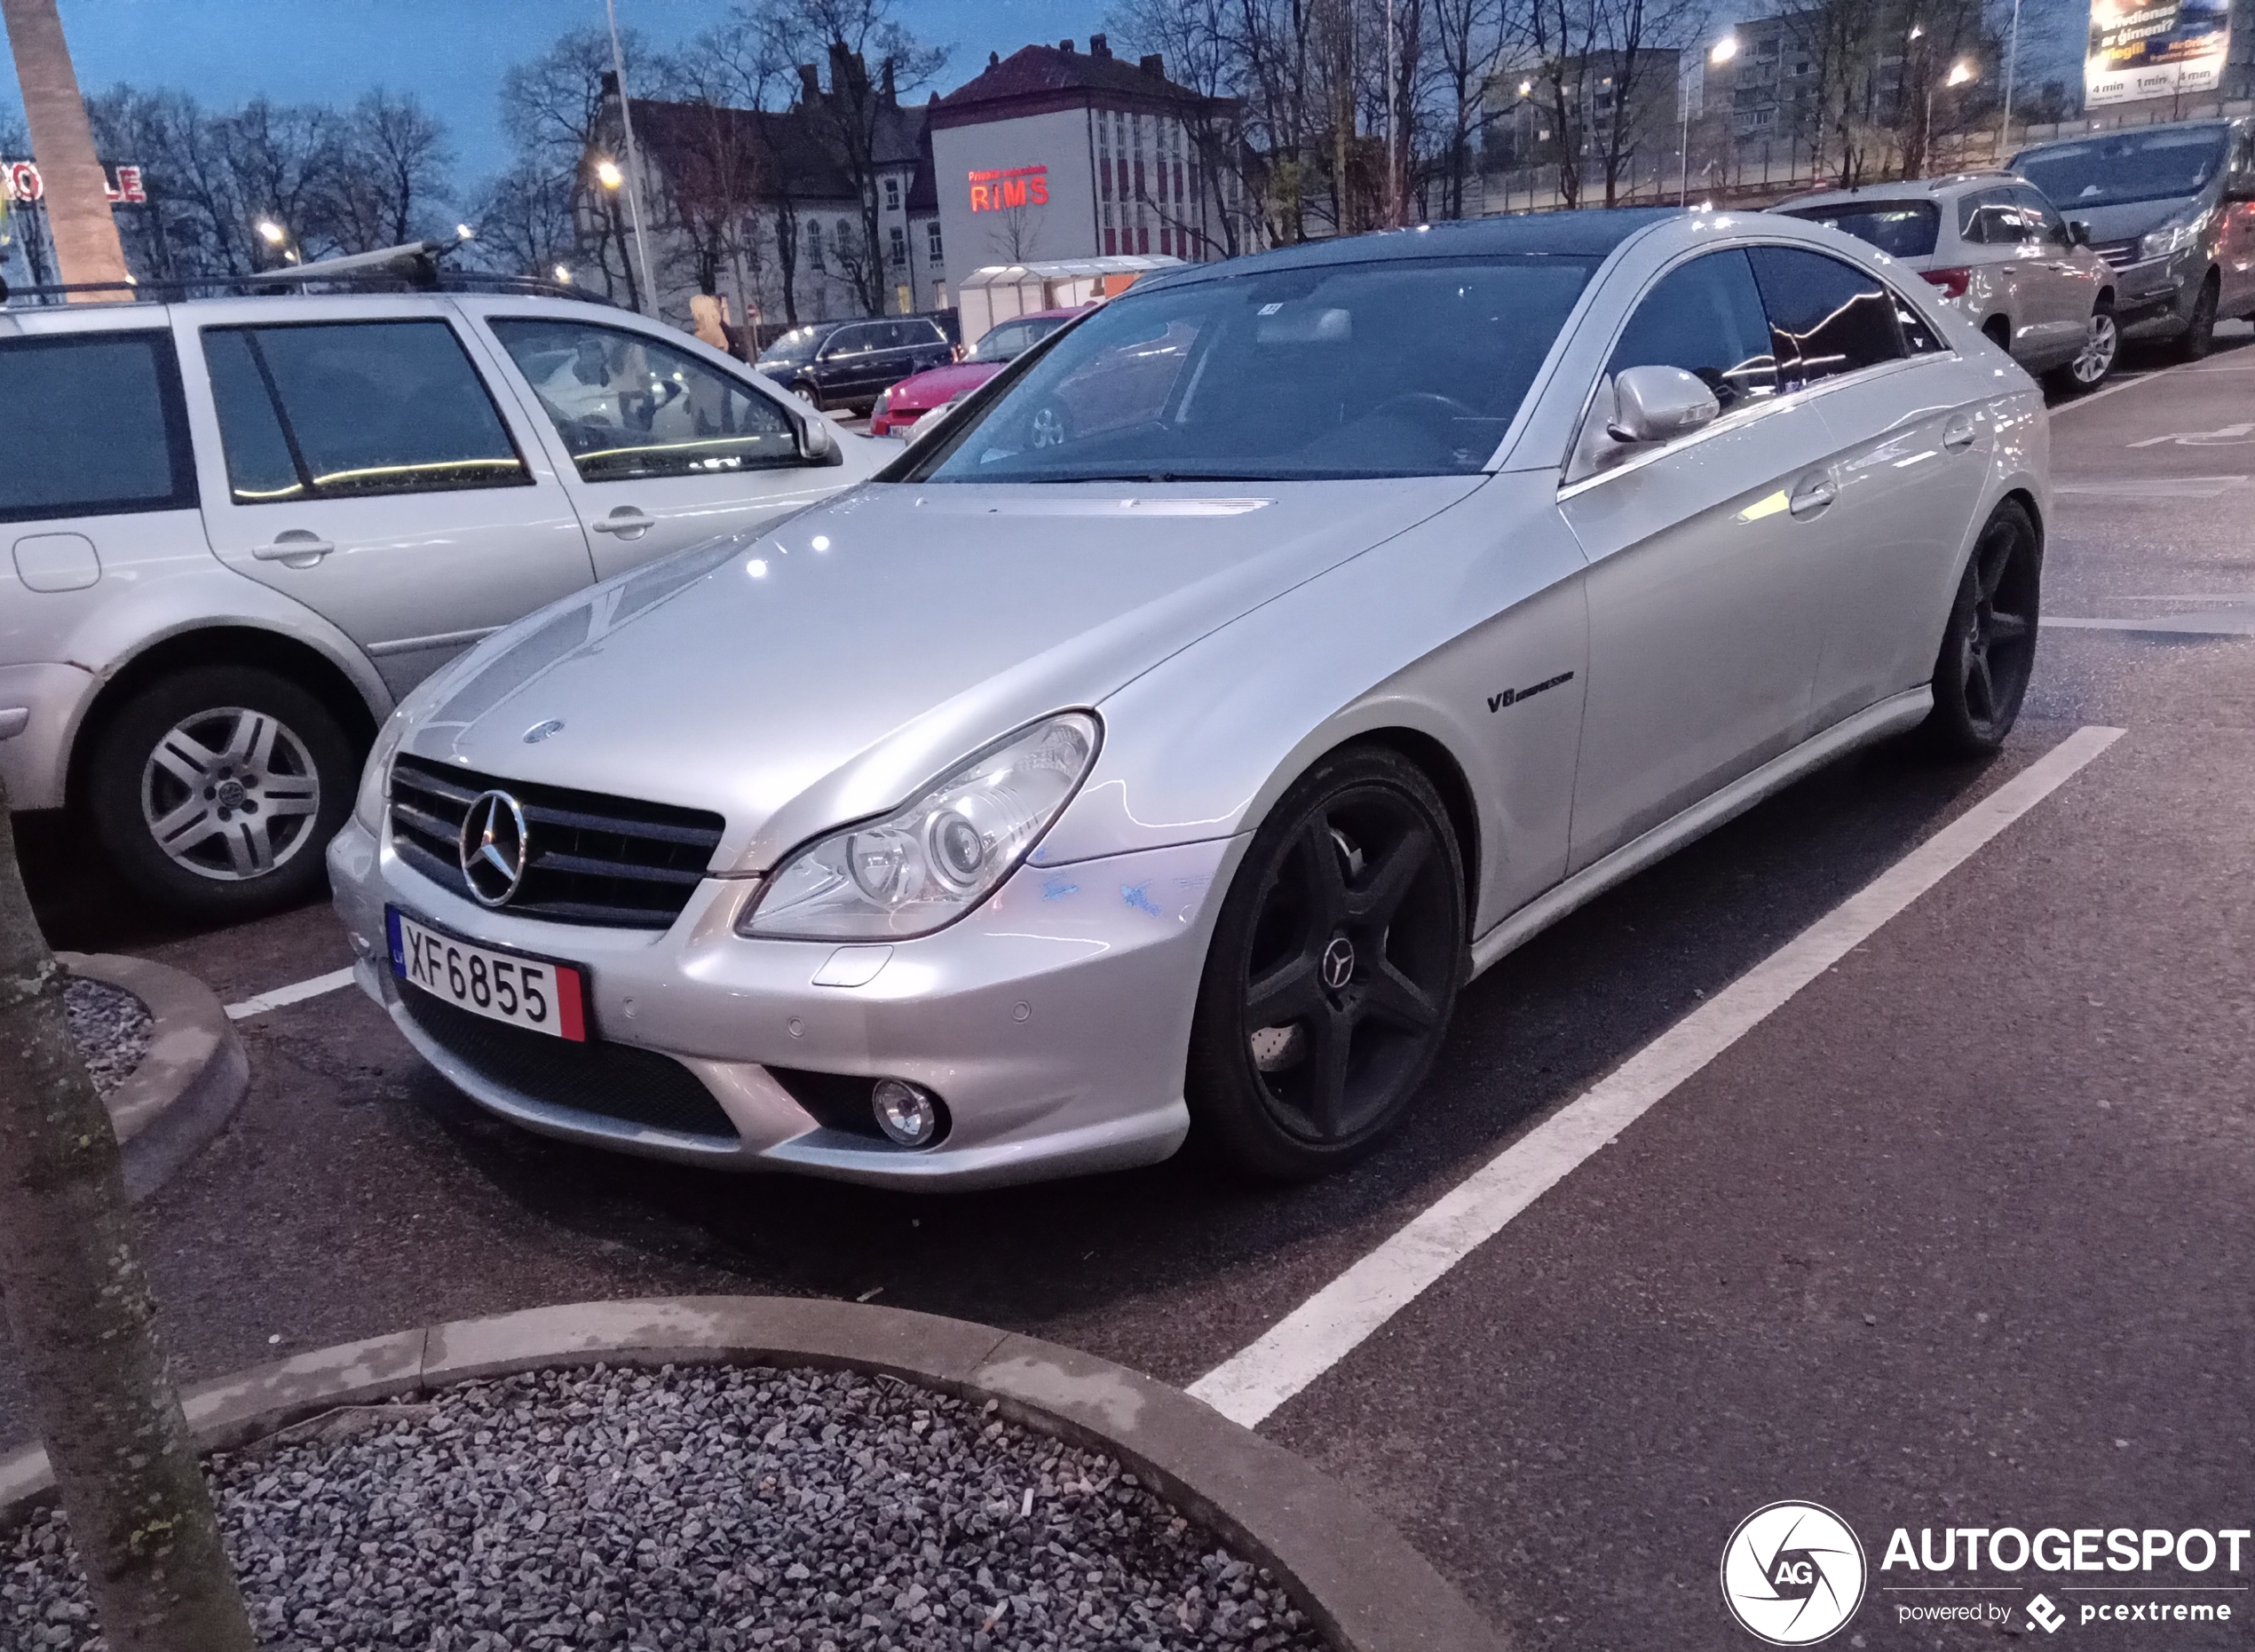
0, 1296, 1505, 1652
59, 951, 249, 1204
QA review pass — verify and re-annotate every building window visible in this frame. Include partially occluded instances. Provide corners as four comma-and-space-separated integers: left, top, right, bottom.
889, 225, 906, 266
933, 281, 948, 309
926, 220, 943, 262
895, 282, 912, 314
807, 218, 824, 270
883, 177, 900, 210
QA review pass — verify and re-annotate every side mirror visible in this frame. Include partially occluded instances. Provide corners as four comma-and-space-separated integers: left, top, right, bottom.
1607, 365, 1722, 445
2066, 219, 2092, 247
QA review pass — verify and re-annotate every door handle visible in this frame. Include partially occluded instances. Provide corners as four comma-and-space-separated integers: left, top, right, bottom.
590, 509, 653, 538
1942, 415, 1978, 453
251, 533, 334, 565
1788, 473, 1838, 518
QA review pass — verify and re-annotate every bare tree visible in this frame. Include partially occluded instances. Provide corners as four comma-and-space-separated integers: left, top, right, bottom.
463, 157, 576, 280
0, 781, 255, 1650
328, 88, 452, 250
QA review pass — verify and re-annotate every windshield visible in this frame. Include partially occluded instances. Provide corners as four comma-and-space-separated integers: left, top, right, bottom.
969, 314, 1070, 365
2014, 127, 2231, 209
906, 255, 1598, 484
757, 327, 823, 368
1780, 201, 1939, 258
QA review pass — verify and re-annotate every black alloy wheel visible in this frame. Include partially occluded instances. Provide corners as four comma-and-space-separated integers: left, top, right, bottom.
1187, 747, 1465, 1180
1922, 500, 2042, 760
2178, 273, 2219, 362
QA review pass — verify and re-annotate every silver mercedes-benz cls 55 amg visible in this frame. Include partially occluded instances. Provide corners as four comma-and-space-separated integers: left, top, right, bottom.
328, 207, 2048, 1189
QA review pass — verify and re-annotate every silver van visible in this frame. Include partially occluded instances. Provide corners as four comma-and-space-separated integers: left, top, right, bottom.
0, 283, 882, 920
2012, 117, 2255, 359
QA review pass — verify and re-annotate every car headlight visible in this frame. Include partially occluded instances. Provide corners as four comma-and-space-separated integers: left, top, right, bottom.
2140, 211, 2206, 261
739, 712, 1099, 941
353, 714, 407, 835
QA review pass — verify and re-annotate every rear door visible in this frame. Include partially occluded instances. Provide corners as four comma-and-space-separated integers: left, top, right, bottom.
1760, 248, 1995, 728
179, 299, 596, 695
2009, 186, 2099, 360
1956, 189, 2030, 353
815, 322, 883, 405
1559, 248, 1849, 871
474, 309, 860, 580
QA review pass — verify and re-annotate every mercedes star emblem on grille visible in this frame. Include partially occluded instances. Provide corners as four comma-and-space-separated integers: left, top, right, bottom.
459, 790, 530, 907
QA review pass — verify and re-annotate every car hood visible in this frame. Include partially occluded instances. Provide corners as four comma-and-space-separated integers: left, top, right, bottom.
884, 360, 1002, 411
400, 476, 1485, 873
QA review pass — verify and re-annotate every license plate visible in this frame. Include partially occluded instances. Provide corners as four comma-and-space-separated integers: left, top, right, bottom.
387, 907, 587, 1040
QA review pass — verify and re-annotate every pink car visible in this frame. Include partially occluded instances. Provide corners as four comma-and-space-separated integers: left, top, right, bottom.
868, 307, 1088, 437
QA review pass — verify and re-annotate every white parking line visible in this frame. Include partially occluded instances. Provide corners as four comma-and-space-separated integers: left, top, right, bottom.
225, 967, 358, 1021
1187, 724, 2126, 1428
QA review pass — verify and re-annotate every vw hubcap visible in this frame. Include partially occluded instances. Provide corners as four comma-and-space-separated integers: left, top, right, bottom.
139, 707, 321, 882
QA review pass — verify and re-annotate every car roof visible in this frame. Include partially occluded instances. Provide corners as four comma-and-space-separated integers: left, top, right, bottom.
1138, 208, 1681, 291
1777, 172, 2017, 211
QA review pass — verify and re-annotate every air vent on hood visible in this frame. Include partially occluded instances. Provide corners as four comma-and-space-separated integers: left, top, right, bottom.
389, 753, 724, 929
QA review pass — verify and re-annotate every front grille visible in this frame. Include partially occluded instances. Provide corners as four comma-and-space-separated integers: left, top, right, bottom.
389, 754, 724, 929
2092, 238, 2140, 269
400, 984, 738, 1142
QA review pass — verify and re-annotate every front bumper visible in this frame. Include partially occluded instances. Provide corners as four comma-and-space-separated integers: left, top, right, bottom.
328, 818, 1246, 1190
2108, 250, 2201, 337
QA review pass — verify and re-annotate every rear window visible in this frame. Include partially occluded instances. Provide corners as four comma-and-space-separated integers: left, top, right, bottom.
1779, 201, 1940, 259
0, 333, 196, 522
903, 255, 1600, 483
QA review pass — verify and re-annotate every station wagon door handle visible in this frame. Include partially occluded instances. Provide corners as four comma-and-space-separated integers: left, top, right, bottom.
1942, 415, 1978, 453
1788, 473, 1838, 518
590, 509, 654, 538
251, 533, 335, 565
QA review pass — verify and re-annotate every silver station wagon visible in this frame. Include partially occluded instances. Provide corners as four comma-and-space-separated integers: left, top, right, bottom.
0, 279, 881, 919
332, 209, 2048, 1190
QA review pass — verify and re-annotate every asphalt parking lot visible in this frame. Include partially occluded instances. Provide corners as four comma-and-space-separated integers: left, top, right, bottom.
11, 332, 2254, 1648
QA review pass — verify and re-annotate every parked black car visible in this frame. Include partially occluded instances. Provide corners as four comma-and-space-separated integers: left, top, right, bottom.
755, 316, 953, 413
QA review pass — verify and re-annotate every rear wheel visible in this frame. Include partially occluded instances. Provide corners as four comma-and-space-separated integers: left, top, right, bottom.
2177, 273, 2219, 362
86, 666, 355, 921
1921, 501, 2041, 760
2048, 299, 2117, 394
1186, 747, 1465, 1180
788, 378, 821, 408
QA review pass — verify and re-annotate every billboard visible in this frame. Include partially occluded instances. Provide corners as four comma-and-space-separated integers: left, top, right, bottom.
2085, 0, 2233, 107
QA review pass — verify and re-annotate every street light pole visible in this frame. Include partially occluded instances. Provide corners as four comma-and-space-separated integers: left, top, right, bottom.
1686, 36, 1737, 206
603, 0, 656, 315
1998, 0, 2024, 162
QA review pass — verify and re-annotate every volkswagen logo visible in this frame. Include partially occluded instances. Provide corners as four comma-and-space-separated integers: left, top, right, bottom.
1321, 934, 1357, 991
459, 790, 530, 907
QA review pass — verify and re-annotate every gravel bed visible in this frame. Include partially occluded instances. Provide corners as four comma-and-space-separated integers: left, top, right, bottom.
2, 1363, 1331, 1652
61, 976, 152, 1098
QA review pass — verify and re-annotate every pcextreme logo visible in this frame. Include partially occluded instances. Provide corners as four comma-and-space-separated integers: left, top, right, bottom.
1721, 1502, 1869, 1645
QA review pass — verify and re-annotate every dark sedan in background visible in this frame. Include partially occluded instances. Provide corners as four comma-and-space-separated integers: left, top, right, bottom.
756, 315, 954, 413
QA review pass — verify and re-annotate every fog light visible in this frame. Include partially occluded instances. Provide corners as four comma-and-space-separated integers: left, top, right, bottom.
872, 1078, 943, 1147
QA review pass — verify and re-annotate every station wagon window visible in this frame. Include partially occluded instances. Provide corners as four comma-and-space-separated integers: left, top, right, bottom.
1747, 247, 1904, 389
202, 320, 527, 503
1606, 249, 1777, 414
488, 318, 798, 484
0, 334, 196, 523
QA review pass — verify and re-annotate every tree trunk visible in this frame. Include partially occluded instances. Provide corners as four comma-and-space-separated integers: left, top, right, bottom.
0, 0, 128, 294
0, 780, 255, 1651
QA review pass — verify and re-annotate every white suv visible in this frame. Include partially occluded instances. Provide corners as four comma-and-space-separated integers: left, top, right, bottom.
0, 285, 882, 918
1776, 172, 2120, 393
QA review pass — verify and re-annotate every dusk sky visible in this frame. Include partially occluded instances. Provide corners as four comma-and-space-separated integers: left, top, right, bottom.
32, 0, 1115, 184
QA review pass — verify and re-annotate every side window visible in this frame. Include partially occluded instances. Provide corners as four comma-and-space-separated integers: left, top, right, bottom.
1958, 188, 2010, 244
1891, 287, 1946, 355
202, 320, 528, 503
2011, 186, 2071, 245
0, 334, 196, 522
1747, 247, 1905, 389
910, 319, 946, 348
1604, 249, 1778, 414
487, 317, 799, 484
822, 325, 870, 359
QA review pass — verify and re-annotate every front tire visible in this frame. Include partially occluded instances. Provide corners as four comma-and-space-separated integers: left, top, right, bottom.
86, 666, 355, 921
1186, 747, 1466, 1180
1921, 501, 2041, 760
2177, 273, 2219, 362
2048, 299, 2117, 395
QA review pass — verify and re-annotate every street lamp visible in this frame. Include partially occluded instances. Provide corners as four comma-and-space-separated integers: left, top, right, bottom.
1925, 59, 1977, 168
552, 265, 573, 285
595, 158, 624, 191
255, 218, 285, 247
455, 223, 474, 241
1683, 36, 1739, 206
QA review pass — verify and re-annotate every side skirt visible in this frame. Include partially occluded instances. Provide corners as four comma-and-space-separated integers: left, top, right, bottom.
1467, 685, 1935, 981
